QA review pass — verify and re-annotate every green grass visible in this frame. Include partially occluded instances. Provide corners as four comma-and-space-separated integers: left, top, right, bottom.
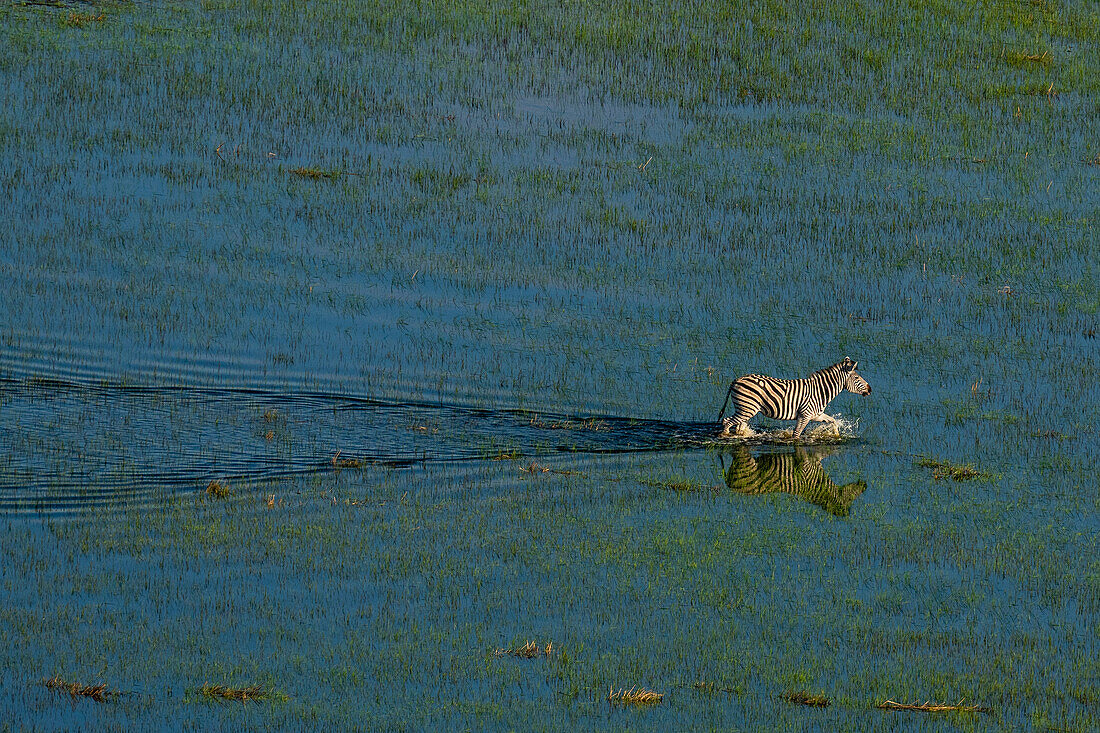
916, 457, 997, 482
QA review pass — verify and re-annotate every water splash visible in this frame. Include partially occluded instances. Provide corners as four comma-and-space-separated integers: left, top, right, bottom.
712, 415, 861, 446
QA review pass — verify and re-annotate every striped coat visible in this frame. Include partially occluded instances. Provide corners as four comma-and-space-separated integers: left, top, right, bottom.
718, 357, 871, 438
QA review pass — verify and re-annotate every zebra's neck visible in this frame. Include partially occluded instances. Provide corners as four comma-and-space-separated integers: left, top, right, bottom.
809, 364, 846, 404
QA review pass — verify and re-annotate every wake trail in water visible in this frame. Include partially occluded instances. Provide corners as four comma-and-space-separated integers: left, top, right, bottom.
0, 376, 859, 515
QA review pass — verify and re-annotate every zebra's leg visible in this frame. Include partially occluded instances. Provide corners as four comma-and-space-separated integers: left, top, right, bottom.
793, 413, 812, 439
804, 412, 844, 436
733, 422, 756, 437
721, 404, 758, 437
720, 417, 755, 437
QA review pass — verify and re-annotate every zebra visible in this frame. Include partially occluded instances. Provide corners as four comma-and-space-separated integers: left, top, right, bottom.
720, 445, 866, 517
717, 357, 871, 438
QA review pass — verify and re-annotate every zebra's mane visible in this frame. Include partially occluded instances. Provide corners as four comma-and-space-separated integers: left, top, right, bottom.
807, 362, 846, 379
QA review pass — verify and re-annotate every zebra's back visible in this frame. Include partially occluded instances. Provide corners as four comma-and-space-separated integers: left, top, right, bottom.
732, 373, 804, 420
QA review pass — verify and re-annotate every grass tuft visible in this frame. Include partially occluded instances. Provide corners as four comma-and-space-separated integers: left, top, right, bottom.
1001, 49, 1052, 68
608, 686, 664, 706
204, 480, 230, 498
63, 12, 106, 28
916, 458, 994, 482
289, 167, 339, 180
519, 461, 582, 476
331, 451, 364, 468
876, 698, 992, 714
43, 675, 112, 702
641, 476, 719, 493
199, 683, 269, 703
693, 681, 739, 694
494, 640, 553, 658
529, 416, 608, 431
783, 690, 830, 707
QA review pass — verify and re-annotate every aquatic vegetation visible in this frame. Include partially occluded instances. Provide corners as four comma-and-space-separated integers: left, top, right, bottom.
289, 167, 340, 181
692, 681, 740, 695
204, 480, 231, 498
608, 686, 663, 706
876, 698, 992, 714
782, 690, 830, 707
916, 457, 996, 482
43, 676, 113, 703
198, 683, 273, 703
493, 640, 553, 659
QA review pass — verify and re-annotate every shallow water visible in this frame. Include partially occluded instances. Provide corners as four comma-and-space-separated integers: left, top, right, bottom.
1, 1, 1097, 730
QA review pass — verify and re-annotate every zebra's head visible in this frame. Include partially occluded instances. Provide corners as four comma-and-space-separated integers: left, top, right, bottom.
840, 357, 872, 395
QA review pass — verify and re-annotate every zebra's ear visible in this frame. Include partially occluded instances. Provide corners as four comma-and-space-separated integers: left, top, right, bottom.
841, 357, 856, 371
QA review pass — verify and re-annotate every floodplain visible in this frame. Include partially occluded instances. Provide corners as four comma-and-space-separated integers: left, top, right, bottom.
0, 1, 1097, 730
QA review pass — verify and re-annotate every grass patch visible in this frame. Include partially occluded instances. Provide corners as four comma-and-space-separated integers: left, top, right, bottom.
490, 448, 522, 461
493, 640, 553, 658
693, 681, 740, 695
331, 451, 364, 468
63, 12, 105, 28
1030, 430, 1074, 441
519, 461, 583, 476
204, 480, 230, 498
876, 698, 992, 714
640, 476, 719, 494
289, 167, 339, 180
43, 675, 113, 703
1001, 49, 1052, 68
199, 683, 271, 703
782, 690, 830, 707
916, 458, 995, 482
529, 416, 608, 431
608, 686, 663, 706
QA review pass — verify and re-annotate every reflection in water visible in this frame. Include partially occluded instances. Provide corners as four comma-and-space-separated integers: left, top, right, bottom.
720, 445, 866, 517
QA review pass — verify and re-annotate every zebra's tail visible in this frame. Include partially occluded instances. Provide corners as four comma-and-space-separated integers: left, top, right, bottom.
716, 380, 737, 422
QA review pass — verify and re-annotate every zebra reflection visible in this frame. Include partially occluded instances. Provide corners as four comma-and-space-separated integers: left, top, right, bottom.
720, 446, 866, 517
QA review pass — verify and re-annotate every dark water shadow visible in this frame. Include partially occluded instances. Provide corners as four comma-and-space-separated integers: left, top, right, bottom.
718, 445, 867, 517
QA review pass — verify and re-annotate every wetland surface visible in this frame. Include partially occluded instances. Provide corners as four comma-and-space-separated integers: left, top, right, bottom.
1, 1, 1097, 730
